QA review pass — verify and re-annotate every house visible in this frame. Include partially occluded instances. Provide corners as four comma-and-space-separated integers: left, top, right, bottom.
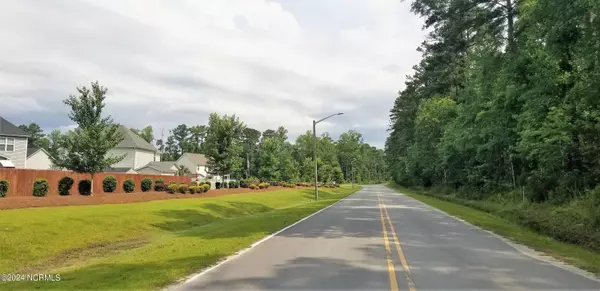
176, 153, 209, 180
175, 153, 230, 185
135, 161, 177, 176
26, 147, 53, 170
0, 117, 29, 168
106, 125, 160, 173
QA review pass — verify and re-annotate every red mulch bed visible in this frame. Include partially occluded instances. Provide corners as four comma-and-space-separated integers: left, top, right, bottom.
0, 187, 294, 210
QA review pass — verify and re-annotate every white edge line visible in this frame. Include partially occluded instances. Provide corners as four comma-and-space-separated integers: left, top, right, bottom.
385, 185, 600, 283
165, 189, 361, 291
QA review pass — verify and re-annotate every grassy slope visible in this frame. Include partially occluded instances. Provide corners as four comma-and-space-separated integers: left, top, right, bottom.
389, 185, 600, 275
0, 186, 360, 290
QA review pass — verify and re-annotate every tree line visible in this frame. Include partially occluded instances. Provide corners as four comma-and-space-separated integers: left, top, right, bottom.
145, 116, 386, 184
386, 0, 600, 202
20, 82, 387, 184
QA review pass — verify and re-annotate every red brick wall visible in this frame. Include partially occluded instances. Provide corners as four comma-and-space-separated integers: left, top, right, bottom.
0, 169, 190, 197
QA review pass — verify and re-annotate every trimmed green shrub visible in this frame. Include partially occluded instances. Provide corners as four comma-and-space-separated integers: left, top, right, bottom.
32, 179, 49, 197
239, 179, 248, 188
103, 176, 117, 193
229, 181, 238, 188
178, 184, 189, 194
258, 182, 269, 189
201, 184, 210, 192
155, 178, 164, 185
167, 184, 178, 194
0, 180, 8, 197
141, 178, 152, 192
123, 179, 135, 193
215, 182, 222, 189
204, 181, 212, 188
249, 184, 259, 190
169, 181, 177, 185
78, 179, 92, 195
58, 176, 74, 196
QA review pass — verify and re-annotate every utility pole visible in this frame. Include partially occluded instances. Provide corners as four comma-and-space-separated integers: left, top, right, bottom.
352, 160, 355, 189
313, 120, 318, 200
312, 112, 344, 201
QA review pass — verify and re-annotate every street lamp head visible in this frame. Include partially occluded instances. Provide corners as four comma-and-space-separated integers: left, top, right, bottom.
337, 112, 344, 116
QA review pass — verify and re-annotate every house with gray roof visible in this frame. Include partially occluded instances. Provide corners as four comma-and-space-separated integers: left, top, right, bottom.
0, 117, 29, 168
105, 125, 161, 173
135, 161, 177, 176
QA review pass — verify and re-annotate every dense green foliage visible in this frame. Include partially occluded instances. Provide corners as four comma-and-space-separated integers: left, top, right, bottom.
386, 0, 600, 203
141, 178, 152, 192
103, 176, 117, 193
58, 177, 74, 196
123, 179, 135, 193
78, 180, 92, 196
32, 179, 49, 197
0, 180, 8, 198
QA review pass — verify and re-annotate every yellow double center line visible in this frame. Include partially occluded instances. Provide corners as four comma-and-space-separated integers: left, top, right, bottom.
378, 194, 417, 291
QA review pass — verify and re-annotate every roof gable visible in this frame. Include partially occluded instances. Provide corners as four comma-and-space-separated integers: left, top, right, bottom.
179, 153, 208, 166
0, 117, 28, 137
115, 125, 157, 152
136, 161, 177, 173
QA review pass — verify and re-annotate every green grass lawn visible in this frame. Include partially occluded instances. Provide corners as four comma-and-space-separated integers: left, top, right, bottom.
389, 185, 600, 275
0, 186, 360, 290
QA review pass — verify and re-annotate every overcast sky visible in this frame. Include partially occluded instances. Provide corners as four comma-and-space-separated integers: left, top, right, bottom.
0, 0, 425, 148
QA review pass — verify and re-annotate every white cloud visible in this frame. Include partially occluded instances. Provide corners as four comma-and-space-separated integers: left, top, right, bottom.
0, 0, 425, 147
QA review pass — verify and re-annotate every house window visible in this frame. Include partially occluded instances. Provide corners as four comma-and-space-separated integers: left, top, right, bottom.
0, 138, 14, 152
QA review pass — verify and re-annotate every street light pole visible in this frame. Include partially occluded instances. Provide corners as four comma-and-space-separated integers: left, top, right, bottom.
313, 112, 344, 201
313, 120, 318, 200
352, 160, 355, 189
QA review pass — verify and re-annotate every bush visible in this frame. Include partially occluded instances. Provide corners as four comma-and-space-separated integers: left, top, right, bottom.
169, 181, 177, 185
247, 177, 260, 185
58, 176, 74, 196
258, 182, 269, 189
215, 182, 222, 189
204, 181, 212, 188
249, 184, 258, 190
167, 184, 179, 194
141, 178, 152, 192
0, 180, 8, 197
103, 176, 117, 193
239, 179, 249, 188
269, 181, 280, 186
229, 181, 239, 188
201, 184, 210, 192
189, 186, 199, 194
123, 179, 135, 193
154, 183, 168, 192
32, 179, 49, 197
178, 184, 189, 194
78, 179, 92, 195
155, 178, 164, 185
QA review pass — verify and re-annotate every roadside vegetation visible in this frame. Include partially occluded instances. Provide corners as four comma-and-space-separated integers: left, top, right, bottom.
0, 185, 360, 290
390, 185, 600, 274
385, 0, 600, 272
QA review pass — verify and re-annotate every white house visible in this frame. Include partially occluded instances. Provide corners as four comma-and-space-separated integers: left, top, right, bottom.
26, 147, 53, 170
0, 117, 29, 168
106, 125, 160, 173
175, 153, 230, 186
176, 153, 209, 180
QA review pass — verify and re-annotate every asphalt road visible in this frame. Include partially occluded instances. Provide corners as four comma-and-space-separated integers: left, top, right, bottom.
174, 185, 599, 291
